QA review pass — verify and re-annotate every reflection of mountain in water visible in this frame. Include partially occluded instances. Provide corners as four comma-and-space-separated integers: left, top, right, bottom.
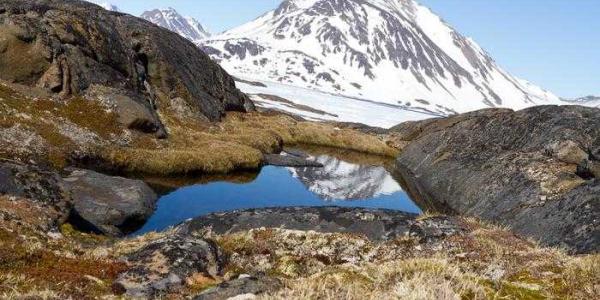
288, 155, 402, 201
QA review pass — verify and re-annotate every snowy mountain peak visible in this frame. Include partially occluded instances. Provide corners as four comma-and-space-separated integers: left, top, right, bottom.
202, 0, 560, 117
141, 7, 210, 45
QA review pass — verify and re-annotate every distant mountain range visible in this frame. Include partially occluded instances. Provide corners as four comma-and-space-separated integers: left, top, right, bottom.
562, 95, 600, 108
90, 0, 580, 127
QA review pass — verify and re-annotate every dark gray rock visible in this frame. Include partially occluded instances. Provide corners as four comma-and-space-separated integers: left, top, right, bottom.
0, 0, 253, 130
63, 168, 157, 236
114, 233, 225, 298
182, 207, 464, 242
0, 161, 70, 219
392, 105, 600, 253
195, 275, 281, 300
263, 154, 323, 168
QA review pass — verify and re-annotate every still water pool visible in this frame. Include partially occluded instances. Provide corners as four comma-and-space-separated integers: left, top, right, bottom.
134, 149, 421, 235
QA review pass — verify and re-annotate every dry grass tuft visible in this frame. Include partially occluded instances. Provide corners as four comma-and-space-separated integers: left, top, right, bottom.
100, 111, 397, 175
212, 224, 599, 300
1, 81, 397, 175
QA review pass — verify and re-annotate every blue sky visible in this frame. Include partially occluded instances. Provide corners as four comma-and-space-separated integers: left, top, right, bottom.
102, 0, 599, 98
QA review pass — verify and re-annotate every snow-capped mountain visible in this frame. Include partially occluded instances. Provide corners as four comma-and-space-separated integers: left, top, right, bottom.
563, 95, 600, 108
201, 0, 561, 116
288, 154, 402, 201
141, 8, 210, 45
85, 0, 120, 11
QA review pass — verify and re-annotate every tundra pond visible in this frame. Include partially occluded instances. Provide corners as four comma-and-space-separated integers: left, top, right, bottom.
134, 147, 422, 235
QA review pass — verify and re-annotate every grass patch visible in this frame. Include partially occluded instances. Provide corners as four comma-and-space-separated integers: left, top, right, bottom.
99, 111, 398, 175
1, 81, 397, 175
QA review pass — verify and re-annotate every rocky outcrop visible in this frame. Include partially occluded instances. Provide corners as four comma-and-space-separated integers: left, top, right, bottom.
183, 207, 463, 242
195, 275, 282, 300
0, 0, 253, 135
263, 153, 323, 167
392, 105, 600, 253
63, 168, 157, 236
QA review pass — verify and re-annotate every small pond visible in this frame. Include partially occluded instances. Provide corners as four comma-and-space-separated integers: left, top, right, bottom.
134, 147, 422, 235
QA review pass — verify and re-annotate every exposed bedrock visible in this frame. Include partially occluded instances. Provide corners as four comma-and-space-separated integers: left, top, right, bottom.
183, 206, 464, 243
392, 105, 600, 253
0, 0, 254, 138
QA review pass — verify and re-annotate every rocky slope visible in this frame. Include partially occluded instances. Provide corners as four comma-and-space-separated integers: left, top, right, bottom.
0, 0, 252, 128
201, 0, 561, 116
141, 7, 211, 46
392, 105, 600, 253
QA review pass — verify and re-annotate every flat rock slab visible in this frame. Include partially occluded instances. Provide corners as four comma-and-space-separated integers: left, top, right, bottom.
63, 169, 157, 236
263, 154, 323, 167
182, 207, 463, 242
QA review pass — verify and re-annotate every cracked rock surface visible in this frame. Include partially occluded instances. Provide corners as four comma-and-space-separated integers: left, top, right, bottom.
392, 105, 600, 253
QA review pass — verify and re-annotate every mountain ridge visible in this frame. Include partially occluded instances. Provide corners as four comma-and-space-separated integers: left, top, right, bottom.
200, 0, 561, 116
141, 7, 211, 45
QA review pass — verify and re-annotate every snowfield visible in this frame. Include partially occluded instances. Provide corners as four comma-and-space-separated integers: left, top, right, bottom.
237, 78, 436, 128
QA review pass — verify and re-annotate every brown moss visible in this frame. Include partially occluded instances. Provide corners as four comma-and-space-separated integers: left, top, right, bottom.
30, 98, 121, 139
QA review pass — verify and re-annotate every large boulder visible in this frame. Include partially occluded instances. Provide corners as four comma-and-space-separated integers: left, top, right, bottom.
392, 105, 600, 253
63, 168, 157, 236
0, 0, 254, 132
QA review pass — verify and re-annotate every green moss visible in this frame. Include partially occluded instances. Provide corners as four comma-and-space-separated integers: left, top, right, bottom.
60, 223, 110, 246
489, 281, 546, 300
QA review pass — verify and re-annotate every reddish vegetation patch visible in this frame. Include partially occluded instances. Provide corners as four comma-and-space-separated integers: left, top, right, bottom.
0, 228, 127, 298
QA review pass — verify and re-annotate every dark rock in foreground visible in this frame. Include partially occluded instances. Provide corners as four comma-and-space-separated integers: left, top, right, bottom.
0, 161, 70, 221
183, 206, 463, 242
64, 168, 157, 236
392, 105, 600, 253
115, 207, 466, 298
